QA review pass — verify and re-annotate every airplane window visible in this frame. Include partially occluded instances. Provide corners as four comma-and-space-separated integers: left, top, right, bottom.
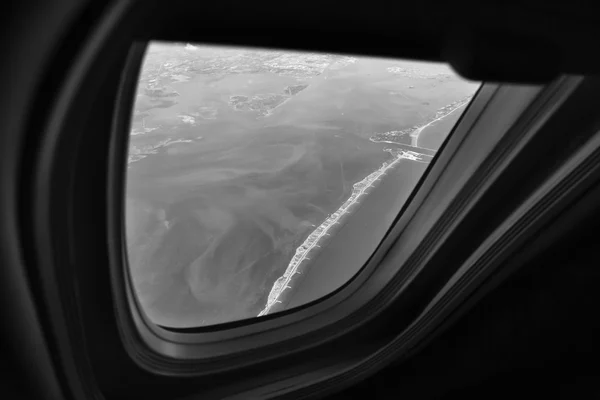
125, 42, 480, 328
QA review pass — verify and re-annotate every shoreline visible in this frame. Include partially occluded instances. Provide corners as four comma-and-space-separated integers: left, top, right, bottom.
409, 101, 467, 147
258, 95, 473, 316
369, 96, 472, 149
257, 148, 418, 316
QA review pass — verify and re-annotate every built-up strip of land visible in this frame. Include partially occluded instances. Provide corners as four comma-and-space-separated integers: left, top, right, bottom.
257, 148, 422, 316
369, 95, 472, 147
258, 96, 472, 316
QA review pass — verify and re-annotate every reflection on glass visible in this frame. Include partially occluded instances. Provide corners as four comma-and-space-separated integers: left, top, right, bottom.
125, 42, 480, 327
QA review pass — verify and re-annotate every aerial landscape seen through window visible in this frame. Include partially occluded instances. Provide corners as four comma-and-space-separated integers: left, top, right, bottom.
125, 42, 480, 328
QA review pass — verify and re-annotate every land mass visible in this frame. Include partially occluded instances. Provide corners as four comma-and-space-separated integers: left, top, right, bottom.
228, 84, 311, 117
369, 95, 472, 148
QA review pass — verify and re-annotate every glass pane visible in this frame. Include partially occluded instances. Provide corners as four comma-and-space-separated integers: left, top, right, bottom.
125, 42, 480, 327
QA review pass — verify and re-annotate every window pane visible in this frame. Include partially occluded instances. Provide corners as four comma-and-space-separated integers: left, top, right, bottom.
125, 42, 480, 328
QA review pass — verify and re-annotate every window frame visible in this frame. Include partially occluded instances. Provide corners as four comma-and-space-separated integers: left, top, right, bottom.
109, 42, 573, 367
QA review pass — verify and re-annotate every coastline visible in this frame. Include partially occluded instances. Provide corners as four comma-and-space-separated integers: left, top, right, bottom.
409, 101, 467, 147
257, 147, 419, 316
258, 95, 472, 317
370, 95, 472, 148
